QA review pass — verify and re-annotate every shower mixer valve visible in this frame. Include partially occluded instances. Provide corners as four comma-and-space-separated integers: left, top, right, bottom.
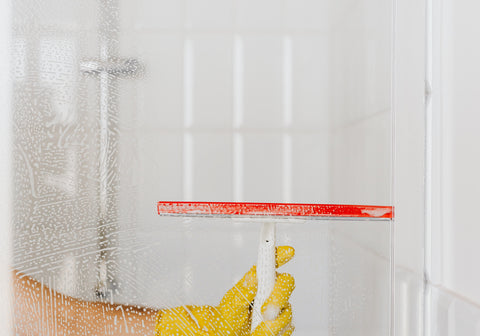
80, 58, 144, 77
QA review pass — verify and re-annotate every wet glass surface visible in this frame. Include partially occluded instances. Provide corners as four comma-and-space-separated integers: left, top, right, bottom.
8, 0, 394, 334
12, 216, 392, 335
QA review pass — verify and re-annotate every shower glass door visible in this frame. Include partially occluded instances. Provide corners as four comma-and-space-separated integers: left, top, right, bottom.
7, 0, 394, 334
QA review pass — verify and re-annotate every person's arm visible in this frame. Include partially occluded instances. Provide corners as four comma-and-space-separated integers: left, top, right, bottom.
12, 245, 295, 336
12, 270, 158, 336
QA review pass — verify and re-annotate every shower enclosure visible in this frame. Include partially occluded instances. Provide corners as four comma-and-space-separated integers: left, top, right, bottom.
5, 0, 394, 334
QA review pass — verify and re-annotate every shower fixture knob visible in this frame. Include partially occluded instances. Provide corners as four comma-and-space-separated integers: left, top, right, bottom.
80, 58, 144, 77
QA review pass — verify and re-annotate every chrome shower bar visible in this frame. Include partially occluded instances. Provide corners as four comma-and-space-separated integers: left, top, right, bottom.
81, 0, 143, 300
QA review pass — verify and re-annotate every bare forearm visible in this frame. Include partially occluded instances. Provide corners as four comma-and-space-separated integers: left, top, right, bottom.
12, 270, 76, 336
12, 270, 158, 336
86, 300, 158, 336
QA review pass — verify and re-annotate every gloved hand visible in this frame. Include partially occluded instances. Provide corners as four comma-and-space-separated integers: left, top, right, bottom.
155, 246, 295, 336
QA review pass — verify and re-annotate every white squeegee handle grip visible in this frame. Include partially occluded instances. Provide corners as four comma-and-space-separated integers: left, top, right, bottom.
251, 222, 277, 332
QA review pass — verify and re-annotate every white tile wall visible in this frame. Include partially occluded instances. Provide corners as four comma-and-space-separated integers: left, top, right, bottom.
242, 36, 283, 129
291, 35, 330, 130
115, 0, 394, 207
242, 134, 283, 202
394, 0, 426, 276
117, 79, 138, 130
137, 133, 184, 204
324, 0, 357, 28
361, 0, 393, 33
395, 269, 424, 336
329, 29, 365, 127
235, 0, 283, 31
430, 286, 480, 336
13, 0, 98, 30
291, 133, 330, 202
363, 37, 391, 116
426, 0, 480, 331
285, 0, 331, 32
132, 0, 184, 31
192, 133, 233, 201
186, 0, 234, 30
328, 4, 392, 128
122, 33, 185, 129
438, 0, 480, 306
331, 112, 391, 205
192, 36, 233, 129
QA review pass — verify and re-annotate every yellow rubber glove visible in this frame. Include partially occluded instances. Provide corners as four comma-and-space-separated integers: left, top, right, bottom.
155, 246, 295, 336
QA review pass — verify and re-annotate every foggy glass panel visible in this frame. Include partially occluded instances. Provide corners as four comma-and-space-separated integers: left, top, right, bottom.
13, 215, 392, 335
9, 0, 394, 335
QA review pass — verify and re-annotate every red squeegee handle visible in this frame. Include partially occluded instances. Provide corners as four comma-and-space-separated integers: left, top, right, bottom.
157, 201, 394, 219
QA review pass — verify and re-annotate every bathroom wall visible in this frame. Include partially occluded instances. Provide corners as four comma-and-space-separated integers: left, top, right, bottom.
434, 0, 480, 306
427, 0, 480, 333
329, 0, 392, 206
394, 0, 427, 334
330, 0, 427, 334
116, 0, 337, 207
